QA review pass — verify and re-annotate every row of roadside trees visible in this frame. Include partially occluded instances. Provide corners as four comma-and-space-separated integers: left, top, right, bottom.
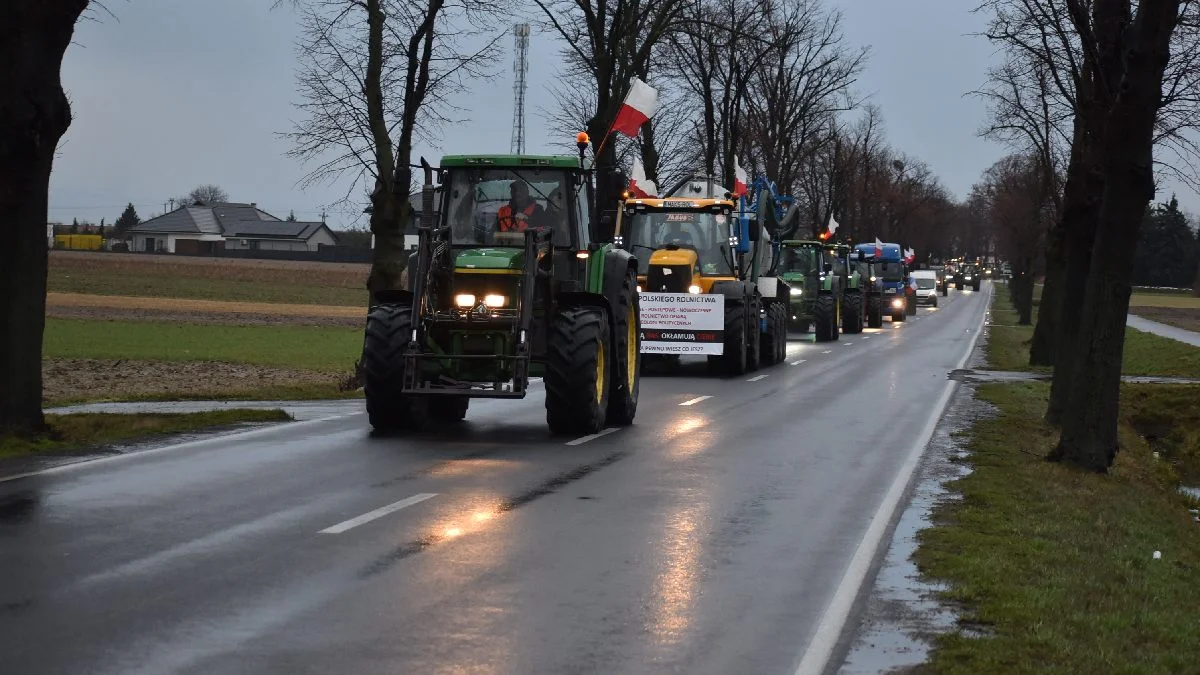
969, 0, 1200, 471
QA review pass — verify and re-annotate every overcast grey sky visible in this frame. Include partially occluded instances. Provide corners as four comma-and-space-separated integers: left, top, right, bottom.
49, 0, 1196, 230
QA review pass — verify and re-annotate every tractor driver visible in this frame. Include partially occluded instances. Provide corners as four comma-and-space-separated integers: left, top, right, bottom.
496, 180, 545, 232
662, 219, 695, 248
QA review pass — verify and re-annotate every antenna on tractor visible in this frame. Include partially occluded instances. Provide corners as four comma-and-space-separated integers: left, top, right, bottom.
510, 23, 530, 155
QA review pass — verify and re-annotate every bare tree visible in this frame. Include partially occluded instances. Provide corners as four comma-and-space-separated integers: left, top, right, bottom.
283, 0, 502, 291
0, 0, 92, 435
531, 0, 686, 236
176, 184, 231, 207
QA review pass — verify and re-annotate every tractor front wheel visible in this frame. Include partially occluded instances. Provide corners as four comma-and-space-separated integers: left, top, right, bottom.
606, 270, 641, 426
866, 295, 883, 328
746, 297, 761, 371
842, 292, 864, 334
546, 307, 611, 436
363, 304, 428, 432
814, 294, 838, 342
721, 301, 748, 375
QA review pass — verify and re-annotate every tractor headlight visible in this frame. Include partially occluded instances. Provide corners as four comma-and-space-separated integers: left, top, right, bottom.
965, 275, 973, 280
891, 298, 904, 308
454, 293, 476, 308
636, 285, 642, 293
688, 284, 702, 294
790, 287, 803, 297
483, 294, 507, 308
869, 276, 877, 282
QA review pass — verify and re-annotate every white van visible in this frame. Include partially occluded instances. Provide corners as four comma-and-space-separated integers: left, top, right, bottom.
911, 270, 940, 307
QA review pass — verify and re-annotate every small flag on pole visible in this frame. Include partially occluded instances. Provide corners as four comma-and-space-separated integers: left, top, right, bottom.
874, 237, 884, 258
629, 159, 658, 198
733, 157, 749, 197
827, 214, 840, 235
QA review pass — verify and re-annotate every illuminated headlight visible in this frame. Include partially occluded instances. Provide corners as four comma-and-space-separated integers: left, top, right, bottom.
891, 299, 904, 308
483, 294, 506, 308
819, 275, 826, 282
869, 276, 877, 282
965, 275, 973, 280
454, 293, 476, 308
790, 287, 803, 297
688, 284, 702, 294
636, 285, 642, 293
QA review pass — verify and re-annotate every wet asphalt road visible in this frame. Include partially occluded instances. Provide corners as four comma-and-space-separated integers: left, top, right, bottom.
0, 285, 991, 675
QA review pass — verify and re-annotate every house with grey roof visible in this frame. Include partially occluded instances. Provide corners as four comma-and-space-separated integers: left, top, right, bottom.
129, 202, 337, 254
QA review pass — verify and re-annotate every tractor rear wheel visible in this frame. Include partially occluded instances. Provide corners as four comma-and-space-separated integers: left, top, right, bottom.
746, 297, 761, 371
430, 396, 469, 423
606, 270, 640, 426
721, 301, 748, 375
866, 295, 883, 328
814, 294, 838, 342
771, 303, 788, 363
546, 307, 611, 435
363, 304, 428, 432
842, 292, 864, 334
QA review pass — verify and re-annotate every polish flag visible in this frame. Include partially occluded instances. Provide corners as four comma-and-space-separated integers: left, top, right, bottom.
629, 158, 658, 198
874, 237, 883, 258
732, 157, 749, 197
827, 214, 840, 235
904, 247, 916, 264
611, 77, 659, 138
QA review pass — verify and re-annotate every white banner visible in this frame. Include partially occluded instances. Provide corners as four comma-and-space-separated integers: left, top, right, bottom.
639, 293, 725, 355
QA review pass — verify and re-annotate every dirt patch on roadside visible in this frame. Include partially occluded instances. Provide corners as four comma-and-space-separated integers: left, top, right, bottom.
46, 293, 364, 327
44, 358, 347, 404
1133, 306, 1200, 333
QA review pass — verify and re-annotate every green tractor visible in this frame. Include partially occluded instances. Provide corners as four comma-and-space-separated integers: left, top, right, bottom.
776, 240, 842, 342
826, 243, 865, 335
848, 249, 884, 328
361, 144, 642, 436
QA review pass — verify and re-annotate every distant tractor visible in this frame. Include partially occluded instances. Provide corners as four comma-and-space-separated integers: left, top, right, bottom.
855, 242, 908, 322
361, 140, 642, 436
777, 240, 842, 341
615, 174, 790, 373
849, 248, 884, 328
827, 243, 865, 334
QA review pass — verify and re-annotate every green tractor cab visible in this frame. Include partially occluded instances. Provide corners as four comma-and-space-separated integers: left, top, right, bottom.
827, 243, 865, 335
777, 240, 842, 341
362, 148, 642, 436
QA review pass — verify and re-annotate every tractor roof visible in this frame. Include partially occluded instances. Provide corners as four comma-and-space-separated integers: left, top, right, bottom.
623, 197, 735, 208
440, 154, 581, 169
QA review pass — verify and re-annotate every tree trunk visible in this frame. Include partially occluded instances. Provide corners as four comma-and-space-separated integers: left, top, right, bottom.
0, 1, 88, 435
1051, 0, 1179, 470
1045, 143, 1103, 425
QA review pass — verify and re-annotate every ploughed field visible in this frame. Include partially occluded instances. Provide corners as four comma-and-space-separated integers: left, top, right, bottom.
43, 251, 368, 405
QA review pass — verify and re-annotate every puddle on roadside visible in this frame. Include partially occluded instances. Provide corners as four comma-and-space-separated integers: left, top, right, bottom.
1180, 485, 1200, 501
839, 357, 998, 673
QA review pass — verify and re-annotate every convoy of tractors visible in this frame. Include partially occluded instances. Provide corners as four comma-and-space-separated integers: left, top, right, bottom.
359, 137, 986, 434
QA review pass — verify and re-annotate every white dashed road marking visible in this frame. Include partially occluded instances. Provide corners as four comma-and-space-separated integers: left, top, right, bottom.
319, 493, 438, 534
679, 396, 712, 406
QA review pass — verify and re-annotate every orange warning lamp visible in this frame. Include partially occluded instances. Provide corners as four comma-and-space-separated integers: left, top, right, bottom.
576, 132, 590, 145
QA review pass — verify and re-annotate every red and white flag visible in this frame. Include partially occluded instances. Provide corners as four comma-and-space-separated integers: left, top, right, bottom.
874, 237, 883, 258
629, 158, 658, 198
733, 157, 749, 197
611, 77, 659, 137
904, 247, 916, 264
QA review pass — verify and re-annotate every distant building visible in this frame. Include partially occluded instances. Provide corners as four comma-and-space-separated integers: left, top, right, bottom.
128, 202, 337, 254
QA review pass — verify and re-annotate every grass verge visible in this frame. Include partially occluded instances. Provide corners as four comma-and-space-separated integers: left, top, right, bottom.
987, 297, 1200, 379
43, 318, 362, 373
0, 409, 292, 459
917, 381, 1200, 674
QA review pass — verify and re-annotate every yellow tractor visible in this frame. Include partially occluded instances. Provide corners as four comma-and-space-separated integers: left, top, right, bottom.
613, 179, 787, 374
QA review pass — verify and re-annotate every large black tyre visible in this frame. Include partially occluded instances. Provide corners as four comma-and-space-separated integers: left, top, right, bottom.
866, 295, 883, 329
606, 270, 640, 426
721, 301, 748, 375
893, 305, 907, 322
430, 396, 469, 423
931, 295, 939, 308
746, 297, 761, 371
773, 304, 788, 363
842, 292, 864, 334
363, 304, 428, 432
906, 293, 918, 316
942, 283, 949, 297
759, 303, 781, 366
814, 294, 838, 342
546, 307, 611, 435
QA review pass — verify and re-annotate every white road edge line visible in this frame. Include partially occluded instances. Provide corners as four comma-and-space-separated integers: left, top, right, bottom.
565, 427, 620, 446
0, 412, 364, 485
842, 342, 852, 347
792, 285, 992, 675
319, 493, 438, 535
821, 350, 833, 354
789, 359, 807, 366
679, 395, 712, 406
747, 374, 769, 382
861, 336, 871, 340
